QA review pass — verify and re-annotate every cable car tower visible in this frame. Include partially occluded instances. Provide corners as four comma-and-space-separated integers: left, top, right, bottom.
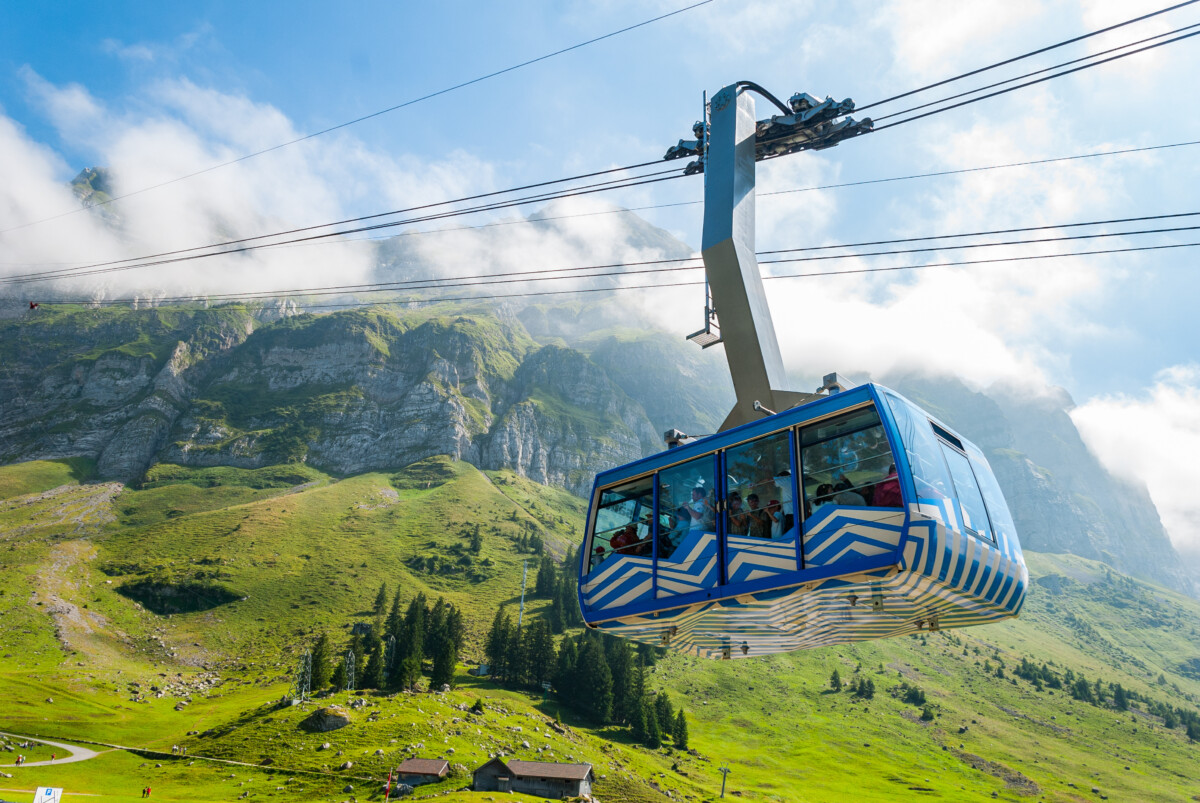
576, 82, 1027, 659
666, 82, 872, 430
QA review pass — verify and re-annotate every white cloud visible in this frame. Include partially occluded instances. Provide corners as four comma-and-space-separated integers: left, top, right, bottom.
0, 71, 501, 303
1071, 364, 1200, 551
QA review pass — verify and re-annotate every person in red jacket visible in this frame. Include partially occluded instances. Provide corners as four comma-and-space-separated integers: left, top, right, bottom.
872, 465, 903, 507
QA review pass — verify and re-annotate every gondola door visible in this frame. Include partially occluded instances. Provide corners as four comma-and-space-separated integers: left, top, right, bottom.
655, 454, 721, 599
721, 430, 801, 585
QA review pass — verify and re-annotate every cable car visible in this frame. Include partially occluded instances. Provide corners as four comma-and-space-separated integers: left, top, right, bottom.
577, 383, 1027, 658
576, 80, 1026, 657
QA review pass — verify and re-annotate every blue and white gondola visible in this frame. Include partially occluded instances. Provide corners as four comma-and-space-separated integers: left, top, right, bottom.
577, 383, 1027, 659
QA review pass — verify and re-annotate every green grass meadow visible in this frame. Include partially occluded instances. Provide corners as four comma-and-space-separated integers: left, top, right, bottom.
0, 457, 1198, 801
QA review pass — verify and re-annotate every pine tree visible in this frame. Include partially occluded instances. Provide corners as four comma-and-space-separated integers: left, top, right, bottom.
310, 633, 332, 690
470, 524, 483, 553
363, 646, 385, 689
830, 669, 842, 691
403, 595, 427, 663
673, 709, 689, 749
535, 556, 557, 597
607, 638, 635, 724
506, 621, 528, 686
431, 635, 457, 691
921, 705, 935, 722
655, 691, 675, 736
394, 656, 421, 691
575, 636, 613, 722
485, 609, 514, 681
553, 634, 578, 706
386, 591, 404, 641
373, 582, 389, 618
523, 618, 556, 688
630, 697, 648, 742
644, 700, 662, 748
1187, 721, 1199, 743
330, 657, 347, 692
1113, 683, 1129, 711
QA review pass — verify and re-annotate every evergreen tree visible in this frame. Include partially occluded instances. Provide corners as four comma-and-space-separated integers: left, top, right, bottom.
385, 591, 404, 641
310, 633, 332, 690
373, 582, 389, 618
920, 705, 936, 722
830, 669, 842, 691
535, 556, 557, 597
575, 636, 613, 722
485, 609, 514, 681
1113, 683, 1129, 711
403, 595, 427, 663
630, 697, 648, 742
644, 700, 662, 748
553, 634, 579, 707
394, 656, 421, 691
446, 606, 466, 653
425, 597, 447, 658
1187, 721, 1199, 743
431, 635, 457, 691
506, 621, 529, 686
363, 646, 386, 689
523, 618, 556, 688
470, 524, 483, 553
673, 709, 689, 749
607, 638, 635, 724
330, 656, 347, 692
547, 596, 565, 634
654, 691, 675, 736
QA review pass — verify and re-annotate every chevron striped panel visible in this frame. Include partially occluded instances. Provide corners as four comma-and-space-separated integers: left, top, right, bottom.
656, 531, 719, 599
803, 507, 906, 568
581, 553, 653, 611
591, 507, 1027, 659
725, 535, 799, 584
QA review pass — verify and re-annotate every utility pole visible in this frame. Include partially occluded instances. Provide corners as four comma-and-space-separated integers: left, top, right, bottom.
665, 82, 872, 431
719, 764, 731, 798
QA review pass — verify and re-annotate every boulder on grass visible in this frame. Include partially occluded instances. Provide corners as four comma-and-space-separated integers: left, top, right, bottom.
300, 705, 351, 733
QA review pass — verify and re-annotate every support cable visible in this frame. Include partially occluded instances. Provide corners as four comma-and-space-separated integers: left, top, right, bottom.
856, 0, 1200, 113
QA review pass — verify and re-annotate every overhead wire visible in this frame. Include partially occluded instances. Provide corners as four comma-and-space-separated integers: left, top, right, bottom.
855, 0, 1200, 113
49, 238, 1197, 314
0, 169, 693, 286
0, 163, 684, 283
871, 20, 1200, 123
0, 0, 714, 235
874, 26, 1200, 131
6, 137, 1197, 276
47, 213, 1200, 307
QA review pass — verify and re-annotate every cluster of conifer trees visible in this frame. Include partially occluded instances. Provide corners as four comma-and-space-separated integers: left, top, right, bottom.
482, 546, 688, 750
308, 587, 465, 694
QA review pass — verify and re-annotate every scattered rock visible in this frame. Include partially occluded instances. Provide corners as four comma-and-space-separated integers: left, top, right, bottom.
45, 698, 53, 703
343, 784, 354, 793
339, 761, 353, 770
319, 742, 332, 751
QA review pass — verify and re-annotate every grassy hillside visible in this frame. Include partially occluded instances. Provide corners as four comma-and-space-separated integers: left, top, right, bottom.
0, 458, 1198, 801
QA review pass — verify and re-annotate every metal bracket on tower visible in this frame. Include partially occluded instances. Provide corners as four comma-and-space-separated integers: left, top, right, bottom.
666, 82, 870, 431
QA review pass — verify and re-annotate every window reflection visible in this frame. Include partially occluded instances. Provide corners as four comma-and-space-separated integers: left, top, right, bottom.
589, 476, 654, 572
657, 457, 716, 562
724, 431, 794, 539
800, 406, 899, 520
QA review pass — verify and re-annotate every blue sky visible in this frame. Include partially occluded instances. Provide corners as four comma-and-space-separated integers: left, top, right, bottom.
1, 1, 1198, 549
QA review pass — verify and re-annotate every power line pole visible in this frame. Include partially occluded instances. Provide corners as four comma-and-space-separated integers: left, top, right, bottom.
719, 765, 731, 797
